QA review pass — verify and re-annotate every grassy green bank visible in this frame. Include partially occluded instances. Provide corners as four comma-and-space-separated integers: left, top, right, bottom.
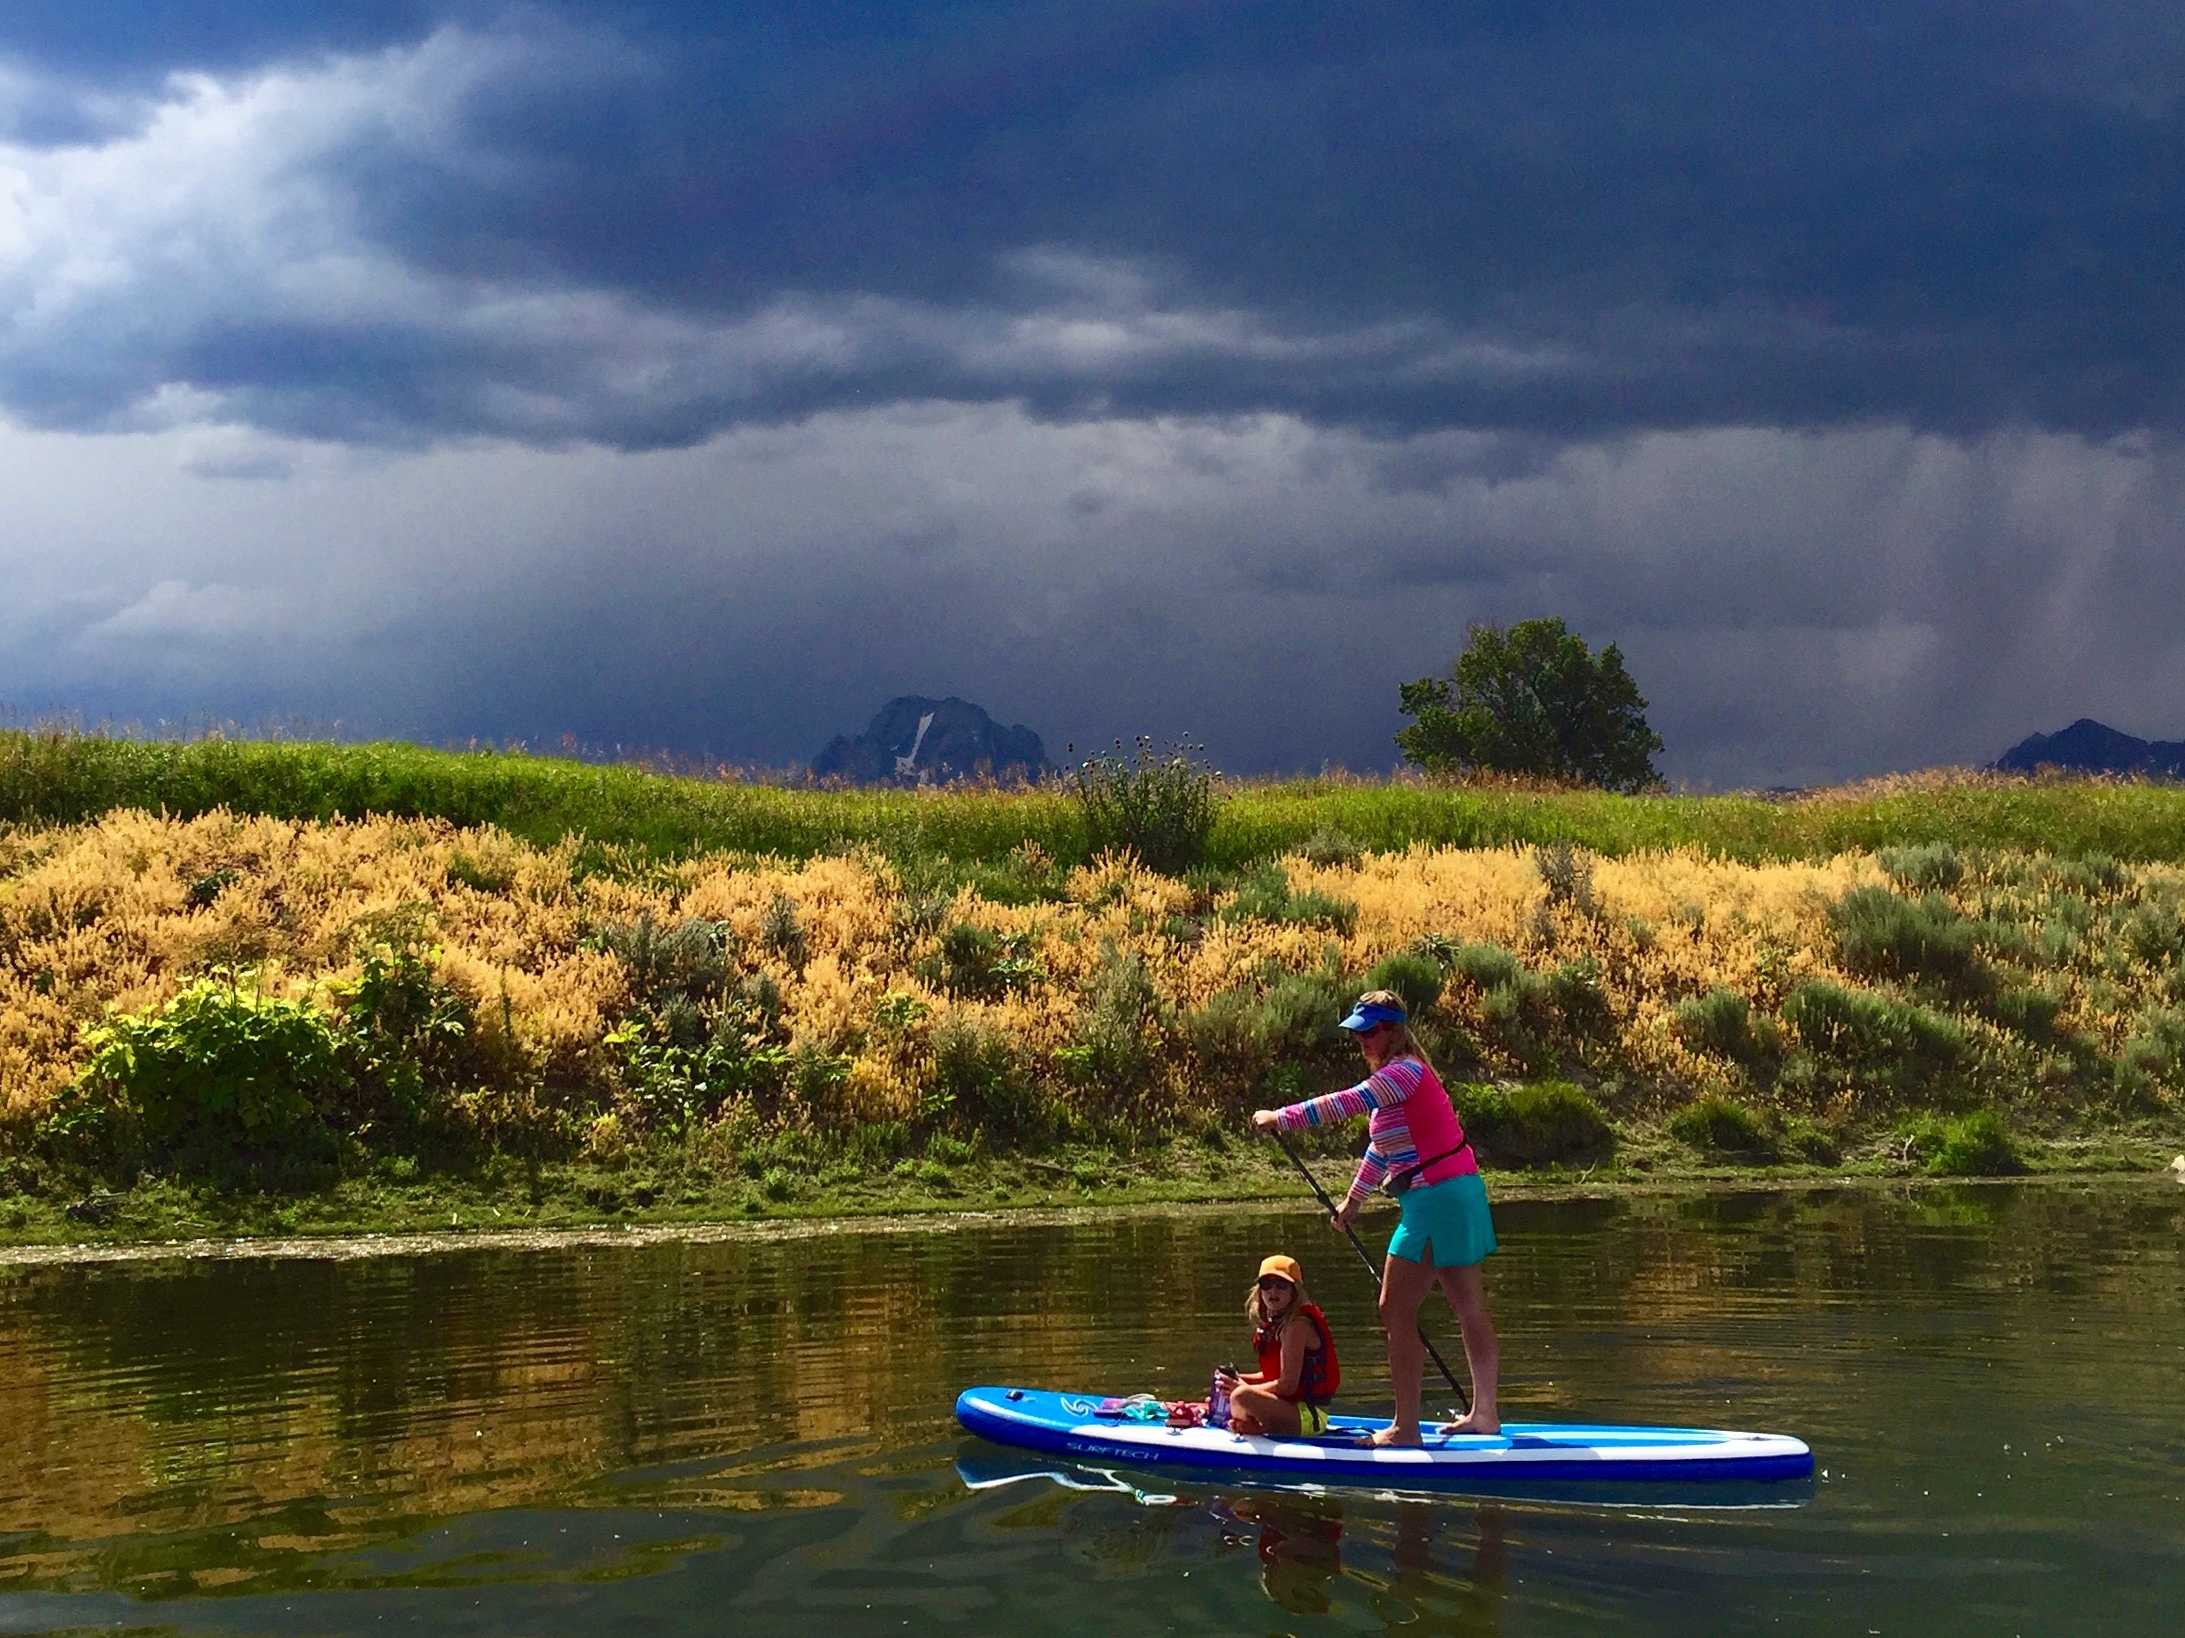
3, 1120, 2175, 1251
14, 728, 2185, 868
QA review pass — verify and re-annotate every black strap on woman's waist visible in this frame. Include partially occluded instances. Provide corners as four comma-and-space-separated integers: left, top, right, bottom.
1385, 1142, 1472, 1195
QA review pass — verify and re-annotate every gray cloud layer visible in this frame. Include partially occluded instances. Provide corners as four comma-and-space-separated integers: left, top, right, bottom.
3, 3, 2183, 780
6, 410, 2180, 783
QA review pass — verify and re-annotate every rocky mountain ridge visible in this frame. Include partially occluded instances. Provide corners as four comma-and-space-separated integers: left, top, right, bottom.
810, 696, 1050, 786
1995, 718, 2185, 779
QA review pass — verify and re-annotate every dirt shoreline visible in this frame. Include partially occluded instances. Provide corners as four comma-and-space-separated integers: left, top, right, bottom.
3, 1162, 2175, 1269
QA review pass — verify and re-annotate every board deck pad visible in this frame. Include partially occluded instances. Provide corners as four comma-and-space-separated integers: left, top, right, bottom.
955, 1386, 1813, 1488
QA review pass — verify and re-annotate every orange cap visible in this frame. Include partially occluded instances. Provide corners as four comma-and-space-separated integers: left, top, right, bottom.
1256, 1254, 1303, 1286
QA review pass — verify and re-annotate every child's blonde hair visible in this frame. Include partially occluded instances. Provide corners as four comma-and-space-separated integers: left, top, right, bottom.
1245, 1269, 1314, 1327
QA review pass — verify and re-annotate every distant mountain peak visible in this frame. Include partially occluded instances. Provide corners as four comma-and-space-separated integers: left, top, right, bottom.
810, 696, 1050, 786
1995, 718, 2185, 779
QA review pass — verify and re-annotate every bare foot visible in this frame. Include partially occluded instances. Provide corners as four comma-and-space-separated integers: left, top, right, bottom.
1368, 1424, 1423, 1448
1438, 1413, 1501, 1437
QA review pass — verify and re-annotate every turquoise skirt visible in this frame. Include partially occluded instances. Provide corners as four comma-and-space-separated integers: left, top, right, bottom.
1386, 1172, 1497, 1269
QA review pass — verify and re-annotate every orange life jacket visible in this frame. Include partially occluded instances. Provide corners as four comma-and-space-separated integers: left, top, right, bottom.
1254, 1303, 1339, 1403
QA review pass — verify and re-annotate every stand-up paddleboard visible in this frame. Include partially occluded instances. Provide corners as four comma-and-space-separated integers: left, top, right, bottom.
956, 1386, 1813, 1488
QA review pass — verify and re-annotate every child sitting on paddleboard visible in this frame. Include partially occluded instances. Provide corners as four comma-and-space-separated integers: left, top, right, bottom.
1218, 1255, 1340, 1437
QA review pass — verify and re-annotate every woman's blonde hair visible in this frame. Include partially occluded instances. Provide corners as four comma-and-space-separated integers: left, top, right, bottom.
1245, 1269, 1314, 1327
1353, 988, 1437, 1075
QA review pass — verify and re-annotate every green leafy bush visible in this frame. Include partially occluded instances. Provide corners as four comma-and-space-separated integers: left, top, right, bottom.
612, 1024, 791, 1139
336, 943, 484, 1127
1905, 1109, 2025, 1176
53, 946, 510, 1182
56, 976, 348, 1177
1668, 1095, 1779, 1161
1456, 1080, 1614, 1168
1068, 737, 1222, 875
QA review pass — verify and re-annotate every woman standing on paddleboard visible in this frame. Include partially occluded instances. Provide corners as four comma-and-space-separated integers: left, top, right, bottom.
1251, 990, 1500, 1446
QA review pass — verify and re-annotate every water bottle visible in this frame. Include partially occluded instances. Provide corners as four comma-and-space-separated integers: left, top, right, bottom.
1208, 1368, 1233, 1429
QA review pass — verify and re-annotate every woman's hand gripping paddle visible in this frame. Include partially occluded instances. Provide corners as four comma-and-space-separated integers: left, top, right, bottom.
1268, 1126, 1472, 1416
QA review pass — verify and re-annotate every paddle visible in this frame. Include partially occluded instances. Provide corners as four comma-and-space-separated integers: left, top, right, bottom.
1267, 1126, 1471, 1416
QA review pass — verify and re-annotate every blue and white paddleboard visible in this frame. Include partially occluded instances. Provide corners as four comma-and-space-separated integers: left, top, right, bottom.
955, 1386, 1813, 1487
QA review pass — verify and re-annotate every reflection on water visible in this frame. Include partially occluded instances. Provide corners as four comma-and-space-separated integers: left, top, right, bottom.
0, 1180, 2180, 1634
1216, 1492, 1348, 1615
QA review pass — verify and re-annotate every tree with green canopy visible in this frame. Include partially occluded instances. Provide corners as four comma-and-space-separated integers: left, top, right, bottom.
1396, 618, 1663, 792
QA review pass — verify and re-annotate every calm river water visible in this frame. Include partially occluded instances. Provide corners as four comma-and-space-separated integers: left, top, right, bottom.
0, 1180, 2180, 1636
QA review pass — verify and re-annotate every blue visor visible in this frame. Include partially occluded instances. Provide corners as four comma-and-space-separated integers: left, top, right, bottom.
1338, 1001, 1407, 1032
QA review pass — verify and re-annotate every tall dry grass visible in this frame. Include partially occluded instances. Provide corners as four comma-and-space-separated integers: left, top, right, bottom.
3, 812, 2180, 1168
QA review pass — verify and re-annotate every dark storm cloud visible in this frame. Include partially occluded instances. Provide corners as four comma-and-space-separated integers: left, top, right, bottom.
3, 2, 2182, 448
7, 2, 2185, 786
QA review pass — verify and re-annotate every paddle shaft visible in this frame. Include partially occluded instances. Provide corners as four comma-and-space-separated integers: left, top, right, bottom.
1269, 1127, 1471, 1415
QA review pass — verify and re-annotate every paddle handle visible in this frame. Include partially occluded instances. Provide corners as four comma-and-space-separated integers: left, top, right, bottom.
1269, 1126, 1471, 1415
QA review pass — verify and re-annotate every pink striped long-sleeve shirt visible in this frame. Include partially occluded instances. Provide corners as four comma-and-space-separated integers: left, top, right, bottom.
1275, 1057, 1460, 1210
